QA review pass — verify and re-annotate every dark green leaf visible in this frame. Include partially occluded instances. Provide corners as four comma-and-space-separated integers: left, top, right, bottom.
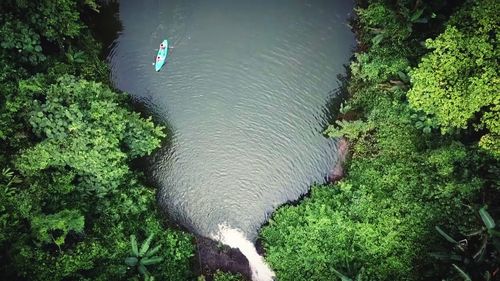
138, 264, 149, 276
332, 268, 353, 281
410, 9, 424, 22
397, 71, 409, 82
429, 252, 462, 261
489, 229, 500, 237
472, 237, 487, 262
414, 18, 428, 23
484, 270, 491, 281
124, 257, 138, 266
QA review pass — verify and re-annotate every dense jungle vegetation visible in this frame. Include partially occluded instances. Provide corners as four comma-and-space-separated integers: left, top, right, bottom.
261, 0, 499, 280
0, 1, 194, 280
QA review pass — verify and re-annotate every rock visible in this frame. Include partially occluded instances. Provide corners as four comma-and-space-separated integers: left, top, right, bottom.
194, 235, 252, 280
327, 137, 349, 183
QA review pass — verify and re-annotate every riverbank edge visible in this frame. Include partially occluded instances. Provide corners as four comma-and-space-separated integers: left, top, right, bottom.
257, 0, 499, 280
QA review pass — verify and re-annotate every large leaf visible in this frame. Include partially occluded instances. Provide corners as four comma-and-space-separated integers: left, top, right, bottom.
410, 9, 424, 22
141, 256, 163, 266
429, 252, 462, 261
435, 226, 458, 244
473, 237, 488, 262
130, 235, 139, 256
332, 268, 353, 281
371, 33, 384, 46
140, 234, 155, 256
124, 257, 138, 266
145, 245, 162, 257
479, 207, 496, 229
138, 264, 149, 276
452, 264, 471, 281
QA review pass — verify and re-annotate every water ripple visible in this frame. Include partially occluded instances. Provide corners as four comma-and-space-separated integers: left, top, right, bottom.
110, 0, 354, 240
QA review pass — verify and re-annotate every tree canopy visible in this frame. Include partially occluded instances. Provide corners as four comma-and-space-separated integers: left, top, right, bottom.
408, 0, 499, 157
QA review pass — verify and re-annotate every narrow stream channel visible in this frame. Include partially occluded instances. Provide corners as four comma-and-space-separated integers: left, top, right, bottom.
108, 0, 354, 248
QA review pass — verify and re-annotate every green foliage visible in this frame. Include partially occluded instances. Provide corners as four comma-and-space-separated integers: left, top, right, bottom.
0, 168, 22, 245
262, 182, 418, 280
426, 142, 467, 177
262, 1, 498, 281
0, 0, 83, 68
125, 234, 164, 280
351, 2, 416, 84
4, 171, 195, 281
263, 109, 485, 280
356, 3, 411, 47
14, 75, 164, 195
351, 51, 410, 84
408, 0, 500, 157
0, 17, 46, 65
432, 207, 500, 281
325, 119, 374, 142
2, 0, 81, 43
410, 112, 439, 134
212, 270, 246, 281
31, 209, 84, 248
332, 268, 353, 281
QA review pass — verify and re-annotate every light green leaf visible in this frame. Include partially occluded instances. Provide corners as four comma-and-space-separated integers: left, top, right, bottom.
145, 245, 161, 257
435, 226, 458, 244
140, 256, 163, 266
479, 207, 496, 229
371, 33, 384, 46
139, 234, 155, 256
130, 235, 139, 256
452, 264, 471, 281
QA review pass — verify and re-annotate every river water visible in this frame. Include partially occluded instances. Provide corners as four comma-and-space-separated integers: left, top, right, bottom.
108, 0, 354, 241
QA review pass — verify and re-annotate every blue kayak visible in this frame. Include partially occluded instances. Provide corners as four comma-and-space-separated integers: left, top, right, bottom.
155, 39, 169, 71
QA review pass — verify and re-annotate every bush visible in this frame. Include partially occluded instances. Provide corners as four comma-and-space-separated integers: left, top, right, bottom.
213, 270, 246, 281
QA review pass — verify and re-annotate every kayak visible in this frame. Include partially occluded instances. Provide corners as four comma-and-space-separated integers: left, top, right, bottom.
155, 39, 169, 71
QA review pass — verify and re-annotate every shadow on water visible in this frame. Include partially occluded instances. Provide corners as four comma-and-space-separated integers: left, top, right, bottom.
323, 63, 352, 129
82, 0, 123, 58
